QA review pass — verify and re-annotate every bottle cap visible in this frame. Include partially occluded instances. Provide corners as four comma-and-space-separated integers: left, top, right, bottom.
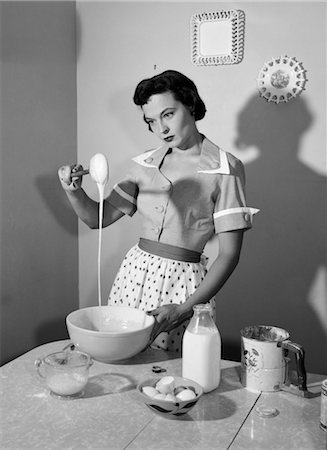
193, 304, 212, 312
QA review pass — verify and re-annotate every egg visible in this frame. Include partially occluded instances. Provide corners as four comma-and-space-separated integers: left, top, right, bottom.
142, 377, 198, 403
174, 385, 188, 395
154, 393, 167, 400
176, 388, 197, 401
165, 393, 177, 402
155, 376, 175, 394
142, 386, 159, 398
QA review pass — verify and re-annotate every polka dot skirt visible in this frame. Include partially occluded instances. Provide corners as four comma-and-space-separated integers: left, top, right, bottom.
108, 244, 214, 354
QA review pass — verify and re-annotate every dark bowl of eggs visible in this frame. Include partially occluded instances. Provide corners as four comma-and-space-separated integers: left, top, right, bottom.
137, 375, 203, 418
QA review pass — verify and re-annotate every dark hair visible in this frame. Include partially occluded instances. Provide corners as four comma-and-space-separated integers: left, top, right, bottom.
133, 70, 206, 121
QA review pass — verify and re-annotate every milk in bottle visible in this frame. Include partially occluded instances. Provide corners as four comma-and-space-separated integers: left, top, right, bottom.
182, 304, 221, 393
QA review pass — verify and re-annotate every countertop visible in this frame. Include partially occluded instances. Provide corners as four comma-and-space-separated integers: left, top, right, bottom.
1, 340, 326, 450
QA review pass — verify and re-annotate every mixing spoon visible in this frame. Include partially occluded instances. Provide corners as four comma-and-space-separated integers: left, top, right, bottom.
89, 153, 109, 186
71, 169, 89, 177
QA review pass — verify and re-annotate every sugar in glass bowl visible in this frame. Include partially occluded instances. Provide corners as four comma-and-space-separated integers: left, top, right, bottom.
35, 350, 92, 399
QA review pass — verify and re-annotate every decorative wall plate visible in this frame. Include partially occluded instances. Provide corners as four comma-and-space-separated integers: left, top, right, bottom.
191, 10, 245, 66
257, 56, 307, 104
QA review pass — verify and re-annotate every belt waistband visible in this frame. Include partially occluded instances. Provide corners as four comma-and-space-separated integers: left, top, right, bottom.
138, 238, 201, 263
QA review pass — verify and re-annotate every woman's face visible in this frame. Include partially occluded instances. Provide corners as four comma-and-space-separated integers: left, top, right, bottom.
141, 91, 199, 150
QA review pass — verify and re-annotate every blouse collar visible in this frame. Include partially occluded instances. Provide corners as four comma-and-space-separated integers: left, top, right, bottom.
133, 136, 230, 175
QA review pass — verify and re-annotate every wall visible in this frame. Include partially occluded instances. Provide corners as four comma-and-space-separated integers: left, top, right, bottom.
0, 1, 78, 364
76, 1, 326, 373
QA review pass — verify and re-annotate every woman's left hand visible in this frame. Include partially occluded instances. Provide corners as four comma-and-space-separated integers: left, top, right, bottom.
147, 303, 193, 344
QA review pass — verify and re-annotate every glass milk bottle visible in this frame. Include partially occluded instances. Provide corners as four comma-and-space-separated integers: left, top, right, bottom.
182, 304, 221, 393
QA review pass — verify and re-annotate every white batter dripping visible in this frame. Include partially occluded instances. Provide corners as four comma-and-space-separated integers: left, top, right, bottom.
89, 153, 109, 307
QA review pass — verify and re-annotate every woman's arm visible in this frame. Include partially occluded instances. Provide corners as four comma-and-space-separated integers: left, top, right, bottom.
58, 165, 124, 229
65, 188, 124, 229
148, 229, 244, 341
181, 229, 244, 312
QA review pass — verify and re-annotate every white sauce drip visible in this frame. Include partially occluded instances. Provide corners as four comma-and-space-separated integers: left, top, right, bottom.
89, 153, 109, 307
97, 184, 105, 307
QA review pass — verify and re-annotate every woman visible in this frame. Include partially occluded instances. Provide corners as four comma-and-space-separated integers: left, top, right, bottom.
58, 70, 259, 353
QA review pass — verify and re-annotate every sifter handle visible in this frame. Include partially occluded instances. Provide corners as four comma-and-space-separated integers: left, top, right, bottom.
281, 340, 307, 391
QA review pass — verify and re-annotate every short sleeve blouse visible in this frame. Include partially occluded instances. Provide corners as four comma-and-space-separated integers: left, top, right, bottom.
107, 137, 259, 253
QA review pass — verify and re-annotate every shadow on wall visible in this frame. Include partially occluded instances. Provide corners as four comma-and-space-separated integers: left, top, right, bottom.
220, 93, 327, 373
107, 84, 159, 151
35, 171, 79, 236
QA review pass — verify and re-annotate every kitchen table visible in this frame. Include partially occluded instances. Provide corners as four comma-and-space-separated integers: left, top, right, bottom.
1, 340, 325, 450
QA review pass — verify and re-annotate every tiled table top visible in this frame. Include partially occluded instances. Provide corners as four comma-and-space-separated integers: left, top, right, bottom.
1, 340, 325, 450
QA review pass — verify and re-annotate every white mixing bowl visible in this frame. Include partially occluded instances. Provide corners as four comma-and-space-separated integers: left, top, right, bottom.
66, 306, 155, 363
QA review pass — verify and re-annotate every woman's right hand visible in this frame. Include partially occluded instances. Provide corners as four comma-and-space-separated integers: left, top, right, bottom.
58, 164, 84, 192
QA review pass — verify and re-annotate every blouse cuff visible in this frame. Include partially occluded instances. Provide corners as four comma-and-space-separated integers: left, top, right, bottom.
214, 207, 260, 233
107, 184, 137, 217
